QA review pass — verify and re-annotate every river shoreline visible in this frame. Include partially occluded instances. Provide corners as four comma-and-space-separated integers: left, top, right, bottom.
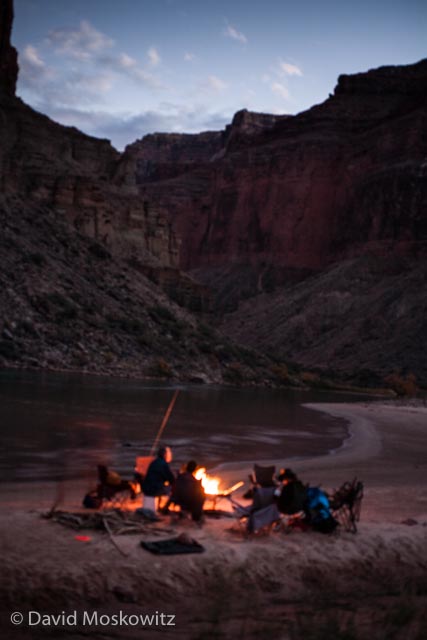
2, 400, 427, 516
0, 374, 356, 484
1, 401, 427, 639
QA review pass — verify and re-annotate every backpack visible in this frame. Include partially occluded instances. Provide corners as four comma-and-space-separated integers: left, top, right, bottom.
83, 490, 102, 509
304, 487, 338, 533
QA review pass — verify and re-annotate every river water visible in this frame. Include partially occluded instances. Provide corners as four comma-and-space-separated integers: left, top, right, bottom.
0, 370, 368, 482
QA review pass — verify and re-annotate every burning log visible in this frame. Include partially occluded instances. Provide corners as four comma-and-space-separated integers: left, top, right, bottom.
194, 468, 244, 509
194, 467, 221, 496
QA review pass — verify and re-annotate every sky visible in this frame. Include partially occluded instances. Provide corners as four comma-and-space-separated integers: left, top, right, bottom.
12, 0, 427, 150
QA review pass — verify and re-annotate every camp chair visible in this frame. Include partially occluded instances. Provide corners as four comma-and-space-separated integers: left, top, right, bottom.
227, 487, 284, 536
328, 478, 364, 533
226, 495, 252, 534
134, 456, 155, 483
243, 464, 277, 500
96, 465, 137, 506
249, 464, 277, 488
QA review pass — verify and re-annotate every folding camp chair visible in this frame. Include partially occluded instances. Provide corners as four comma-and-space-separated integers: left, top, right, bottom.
243, 464, 277, 500
227, 487, 284, 536
328, 478, 364, 533
249, 464, 277, 488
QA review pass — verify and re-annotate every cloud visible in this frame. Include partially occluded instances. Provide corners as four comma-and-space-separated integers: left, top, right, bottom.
22, 44, 44, 69
74, 73, 113, 94
19, 46, 166, 124
271, 82, 290, 100
32, 103, 232, 150
43, 20, 160, 87
262, 59, 302, 104
147, 47, 161, 67
16, 19, 237, 151
46, 20, 114, 61
19, 18, 169, 115
279, 60, 303, 76
131, 66, 164, 87
98, 53, 164, 89
19, 44, 55, 88
19, 43, 113, 107
207, 75, 228, 92
22, 69, 114, 109
118, 53, 137, 69
223, 23, 247, 44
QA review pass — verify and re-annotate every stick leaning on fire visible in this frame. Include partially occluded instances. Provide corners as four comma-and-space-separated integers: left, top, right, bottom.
138, 389, 244, 501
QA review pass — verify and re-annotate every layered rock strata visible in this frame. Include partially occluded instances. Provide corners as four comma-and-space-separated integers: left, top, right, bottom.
2, 0, 427, 383
125, 62, 427, 288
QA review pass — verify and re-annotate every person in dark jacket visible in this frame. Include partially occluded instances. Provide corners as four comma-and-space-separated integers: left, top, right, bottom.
170, 460, 205, 522
274, 468, 307, 515
141, 446, 175, 499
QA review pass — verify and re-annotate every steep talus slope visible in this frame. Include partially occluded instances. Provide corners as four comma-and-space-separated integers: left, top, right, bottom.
221, 255, 427, 384
0, 195, 191, 378
0, 195, 275, 383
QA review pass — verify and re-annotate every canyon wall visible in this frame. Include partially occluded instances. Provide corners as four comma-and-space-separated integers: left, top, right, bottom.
0, 3, 178, 271
0, 95, 181, 270
124, 62, 427, 284
119, 60, 427, 381
2, 0, 427, 383
0, 4, 211, 313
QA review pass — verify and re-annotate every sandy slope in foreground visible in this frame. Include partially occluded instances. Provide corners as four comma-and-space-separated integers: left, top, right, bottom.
1, 401, 427, 639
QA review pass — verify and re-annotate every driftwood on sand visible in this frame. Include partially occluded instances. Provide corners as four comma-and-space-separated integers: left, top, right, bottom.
101, 514, 129, 557
43, 508, 174, 536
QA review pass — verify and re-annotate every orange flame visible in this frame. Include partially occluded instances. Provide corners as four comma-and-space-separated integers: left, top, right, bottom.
195, 467, 221, 495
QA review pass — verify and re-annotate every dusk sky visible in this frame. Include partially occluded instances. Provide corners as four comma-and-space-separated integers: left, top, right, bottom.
13, 0, 426, 150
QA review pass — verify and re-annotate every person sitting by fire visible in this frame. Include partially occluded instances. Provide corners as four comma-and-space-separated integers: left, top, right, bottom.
97, 464, 137, 500
244, 468, 306, 533
274, 468, 307, 515
168, 460, 205, 522
141, 446, 175, 507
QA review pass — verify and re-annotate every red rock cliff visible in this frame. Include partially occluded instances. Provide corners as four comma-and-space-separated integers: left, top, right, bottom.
118, 131, 225, 185
124, 61, 427, 280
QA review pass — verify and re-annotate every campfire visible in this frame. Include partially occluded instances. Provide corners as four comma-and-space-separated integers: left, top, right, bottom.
195, 467, 244, 498
195, 467, 221, 495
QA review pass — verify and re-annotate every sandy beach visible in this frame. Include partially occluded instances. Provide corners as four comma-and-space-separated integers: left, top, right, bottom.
1, 401, 427, 639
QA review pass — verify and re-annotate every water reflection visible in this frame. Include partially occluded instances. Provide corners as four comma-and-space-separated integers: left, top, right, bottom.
0, 370, 367, 481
